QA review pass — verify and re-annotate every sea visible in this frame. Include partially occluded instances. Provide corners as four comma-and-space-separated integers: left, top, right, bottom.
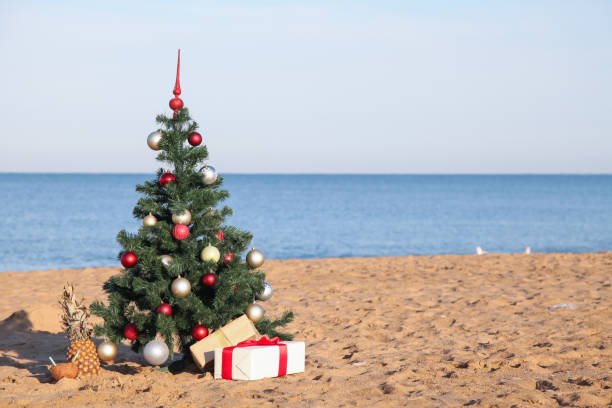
0, 174, 610, 272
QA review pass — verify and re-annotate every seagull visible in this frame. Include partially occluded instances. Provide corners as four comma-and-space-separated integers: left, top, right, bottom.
524, 246, 532, 254
476, 246, 487, 255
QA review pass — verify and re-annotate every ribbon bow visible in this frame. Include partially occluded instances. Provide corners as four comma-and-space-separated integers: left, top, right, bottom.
221, 336, 287, 379
235, 336, 282, 347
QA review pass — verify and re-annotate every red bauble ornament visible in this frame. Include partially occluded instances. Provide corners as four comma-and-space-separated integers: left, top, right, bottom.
156, 303, 173, 317
169, 97, 184, 111
192, 324, 209, 341
201, 273, 216, 287
223, 252, 234, 265
172, 224, 190, 240
123, 323, 138, 340
188, 132, 202, 146
159, 172, 176, 186
215, 230, 225, 242
120, 251, 138, 268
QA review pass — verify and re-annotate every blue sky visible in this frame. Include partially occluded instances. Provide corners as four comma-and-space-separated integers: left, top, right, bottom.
0, 1, 610, 173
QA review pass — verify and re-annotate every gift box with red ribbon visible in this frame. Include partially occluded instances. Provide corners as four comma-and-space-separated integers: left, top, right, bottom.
214, 336, 305, 380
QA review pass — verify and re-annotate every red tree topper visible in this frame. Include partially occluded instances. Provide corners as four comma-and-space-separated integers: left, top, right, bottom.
169, 49, 184, 114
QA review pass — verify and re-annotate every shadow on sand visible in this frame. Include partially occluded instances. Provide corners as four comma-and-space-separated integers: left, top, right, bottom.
0, 310, 137, 382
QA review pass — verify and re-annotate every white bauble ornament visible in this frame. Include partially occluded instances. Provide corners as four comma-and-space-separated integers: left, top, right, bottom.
143, 213, 158, 227
256, 281, 274, 301
246, 248, 265, 269
172, 209, 192, 225
160, 255, 173, 269
171, 277, 191, 298
201, 165, 218, 185
200, 245, 221, 263
143, 339, 169, 366
245, 303, 266, 323
97, 341, 118, 362
147, 131, 162, 151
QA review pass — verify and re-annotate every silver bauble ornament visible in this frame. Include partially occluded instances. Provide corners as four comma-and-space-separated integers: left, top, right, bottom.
256, 281, 274, 301
171, 209, 192, 225
147, 130, 163, 151
97, 341, 118, 362
171, 277, 191, 298
143, 339, 169, 366
245, 303, 266, 323
246, 248, 265, 269
201, 165, 218, 185
160, 255, 173, 269
143, 213, 158, 227
200, 245, 221, 263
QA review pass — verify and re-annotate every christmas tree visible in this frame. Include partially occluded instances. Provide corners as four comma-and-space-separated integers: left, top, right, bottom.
90, 50, 293, 360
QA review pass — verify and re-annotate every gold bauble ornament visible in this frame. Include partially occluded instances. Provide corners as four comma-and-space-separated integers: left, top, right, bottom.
200, 245, 221, 263
171, 277, 191, 298
160, 255, 173, 269
97, 341, 118, 362
246, 248, 265, 269
143, 213, 158, 227
172, 209, 192, 225
147, 130, 162, 151
245, 303, 266, 323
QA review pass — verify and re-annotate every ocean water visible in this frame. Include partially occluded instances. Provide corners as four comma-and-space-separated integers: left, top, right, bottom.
0, 174, 610, 272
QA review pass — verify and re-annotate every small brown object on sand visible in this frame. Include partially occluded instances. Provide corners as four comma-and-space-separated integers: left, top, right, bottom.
49, 362, 78, 381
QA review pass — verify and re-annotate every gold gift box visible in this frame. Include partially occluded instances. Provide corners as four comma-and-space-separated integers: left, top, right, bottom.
189, 314, 259, 370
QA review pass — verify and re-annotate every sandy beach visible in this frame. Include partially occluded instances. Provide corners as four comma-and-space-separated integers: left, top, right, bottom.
0, 253, 610, 407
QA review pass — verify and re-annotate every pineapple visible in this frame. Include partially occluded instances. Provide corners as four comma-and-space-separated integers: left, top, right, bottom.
59, 283, 100, 377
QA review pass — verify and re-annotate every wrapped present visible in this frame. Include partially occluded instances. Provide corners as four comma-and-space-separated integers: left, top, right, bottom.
189, 314, 259, 370
214, 336, 305, 380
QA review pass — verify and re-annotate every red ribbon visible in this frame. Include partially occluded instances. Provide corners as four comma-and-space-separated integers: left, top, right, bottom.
221, 336, 288, 380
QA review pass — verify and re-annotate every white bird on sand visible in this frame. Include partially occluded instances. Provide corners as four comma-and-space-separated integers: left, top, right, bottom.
475, 246, 487, 255
524, 246, 532, 254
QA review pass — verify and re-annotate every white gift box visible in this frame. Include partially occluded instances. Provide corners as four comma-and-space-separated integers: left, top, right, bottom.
214, 340, 305, 380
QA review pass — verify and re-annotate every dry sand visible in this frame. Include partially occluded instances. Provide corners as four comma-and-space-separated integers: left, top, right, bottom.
0, 253, 610, 407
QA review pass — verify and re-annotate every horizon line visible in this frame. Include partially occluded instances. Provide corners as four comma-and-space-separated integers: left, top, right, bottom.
1, 172, 611, 176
